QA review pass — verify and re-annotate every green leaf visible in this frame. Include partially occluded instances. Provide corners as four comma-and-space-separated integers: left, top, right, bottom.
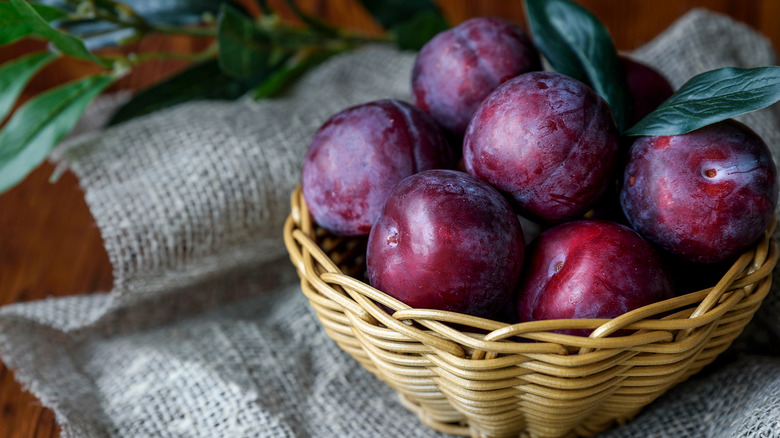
357, 0, 448, 50
108, 59, 254, 126
217, 3, 289, 79
0, 52, 58, 122
358, 0, 440, 29
625, 66, 780, 137
0, 2, 66, 45
0, 74, 114, 194
6, 0, 110, 68
524, 0, 630, 131
389, 9, 448, 51
30, 2, 65, 21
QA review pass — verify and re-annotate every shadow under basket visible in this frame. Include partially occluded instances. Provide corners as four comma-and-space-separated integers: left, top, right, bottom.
283, 186, 778, 438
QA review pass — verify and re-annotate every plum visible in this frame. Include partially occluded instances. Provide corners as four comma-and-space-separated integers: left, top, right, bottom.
516, 220, 674, 336
411, 17, 542, 138
621, 56, 674, 126
366, 169, 524, 318
302, 99, 454, 236
620, 119, 778, 264
463, 71, 620, 223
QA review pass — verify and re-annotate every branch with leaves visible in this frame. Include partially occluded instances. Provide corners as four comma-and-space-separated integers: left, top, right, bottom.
0, 0, 448, 194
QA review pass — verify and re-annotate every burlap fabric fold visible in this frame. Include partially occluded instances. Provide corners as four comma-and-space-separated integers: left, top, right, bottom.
1, 9, 779, 438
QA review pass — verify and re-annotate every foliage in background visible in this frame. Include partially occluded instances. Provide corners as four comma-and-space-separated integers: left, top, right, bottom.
1, 0, 779, 195
0, 0, 448, 194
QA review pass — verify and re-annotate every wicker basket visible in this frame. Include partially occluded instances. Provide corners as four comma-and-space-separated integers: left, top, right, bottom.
283, 185, 777, 438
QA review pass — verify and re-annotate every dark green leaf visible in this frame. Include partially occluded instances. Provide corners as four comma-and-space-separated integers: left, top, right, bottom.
358, 0, 441, 30
217, 3, 289, 79
525, 0, 630, 131
108, 59, 255, 126
0, 52, 58, 122
0, 74, 114, 194
625, 66, 780, 137
252, 48, 341, 99
389, 9, 448, 51
358, 0, 447, 50
524, 0, 585, 82
7, 0, 110, 68
30, 2, 65, 21
0, 2, 66, 45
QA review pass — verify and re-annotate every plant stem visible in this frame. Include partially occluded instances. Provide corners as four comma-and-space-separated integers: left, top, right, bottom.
148, 23, 218, 38
338, 30, 391, 46
96, 41, 218, 67
91, 9, 217, 38
256, 18, 391, 50
127, 43, 219, 65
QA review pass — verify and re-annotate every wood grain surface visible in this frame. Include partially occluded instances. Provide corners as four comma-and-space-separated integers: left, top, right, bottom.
0, 1, 778, 437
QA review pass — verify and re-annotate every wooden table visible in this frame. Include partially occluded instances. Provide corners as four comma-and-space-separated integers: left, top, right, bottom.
1, 1, 778, 437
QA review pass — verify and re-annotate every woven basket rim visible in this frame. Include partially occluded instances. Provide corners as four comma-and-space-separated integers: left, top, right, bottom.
284, 185, 777, 359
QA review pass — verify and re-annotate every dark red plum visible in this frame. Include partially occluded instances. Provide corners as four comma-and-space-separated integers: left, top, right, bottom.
463, 71, 620, 223
411, 17, 541, 138
620, 120, 778, 264
366, 169, 524, 318
302, 100, 454, 236
621, 56, 674, 126
516, 220, 674, 336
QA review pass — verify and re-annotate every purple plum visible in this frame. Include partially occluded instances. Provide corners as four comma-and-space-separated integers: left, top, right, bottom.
367, 169, 524, 318
516, 220, 674, 336
302, 99, 454, 236
463, 71, 620, 223
620, 119, 778, 263
411, 17, 542, 138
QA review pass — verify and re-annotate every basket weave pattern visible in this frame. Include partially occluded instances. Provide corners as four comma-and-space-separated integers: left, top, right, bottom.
283, 186, 777, 438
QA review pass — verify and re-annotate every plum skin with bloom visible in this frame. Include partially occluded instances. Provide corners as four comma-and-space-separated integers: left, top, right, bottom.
620, 119, 778, 264
366, 169, 525, 318
411, 16, 542, 137
516, 220, 674, 336
301, 99, 454, 236
463, 71, 620, 223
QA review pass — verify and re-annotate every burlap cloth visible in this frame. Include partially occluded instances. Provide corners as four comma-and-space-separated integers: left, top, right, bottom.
1, 9, 779, 438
